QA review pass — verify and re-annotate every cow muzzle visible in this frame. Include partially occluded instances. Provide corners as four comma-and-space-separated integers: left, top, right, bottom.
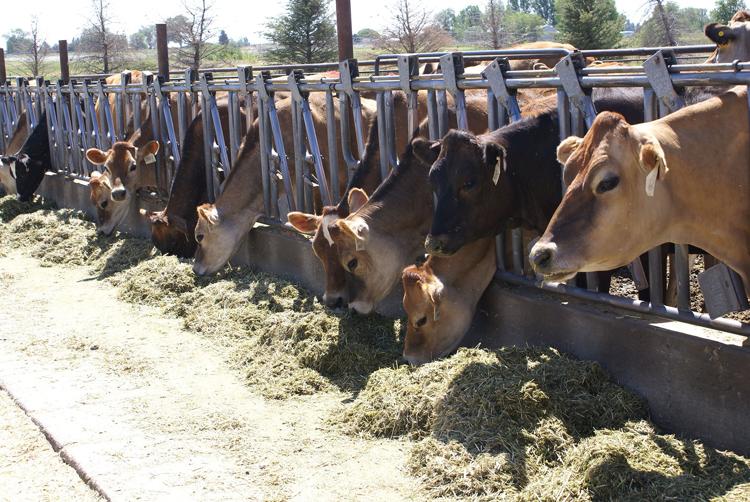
111, 187, 127, 202
323, 291, 347, 309
529, 241, 577, 282
425, 234, 457, 256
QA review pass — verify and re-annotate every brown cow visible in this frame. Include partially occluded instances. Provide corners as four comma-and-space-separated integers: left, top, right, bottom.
324, 97, 490, 314
705, 10, 750, 63
144, 97, 247, 258
401, 236, 496, 365
192, 94, 377, 276
86, 139, 160, 235
530, 87, 750, 292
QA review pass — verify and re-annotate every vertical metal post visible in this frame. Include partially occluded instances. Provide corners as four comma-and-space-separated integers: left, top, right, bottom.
58, 41, 69, 84
426, 90, 439, 140
156, 24, 169, 82
335, 0, 354, 61
644, 89, 664, 307
325, 89, 339, 201
0, 49, 6, 86
256, 96, 272, 217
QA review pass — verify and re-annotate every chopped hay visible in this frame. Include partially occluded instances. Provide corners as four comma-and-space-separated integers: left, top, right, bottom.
0, 195, 54, 222
2, 202, 749, 499
334, 347, 750, 499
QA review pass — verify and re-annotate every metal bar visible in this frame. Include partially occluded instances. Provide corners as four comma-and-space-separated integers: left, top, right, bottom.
156, 24, 169, 81
256, 96, 272, 217
325, 89, 339, 201
0, 49, 6, 85
376, 92, 389, 180
291, 97, 305, 212
426, 89, 439, 140
58, 41, 69, 84
436, 90, 449, 137
338, 91, 359, 181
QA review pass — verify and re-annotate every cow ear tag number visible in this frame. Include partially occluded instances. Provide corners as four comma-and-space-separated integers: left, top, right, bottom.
145, 153, 157, 165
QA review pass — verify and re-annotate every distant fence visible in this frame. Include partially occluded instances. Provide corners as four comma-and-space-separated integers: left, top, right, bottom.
1, 40, 749, 337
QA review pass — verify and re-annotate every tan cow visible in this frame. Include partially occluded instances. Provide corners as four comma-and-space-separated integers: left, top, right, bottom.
86, 139, 160, 235
705, 10, 750, 63
192, 94, 377, 276
530, 87, 750, 292
402, 236, 496, 365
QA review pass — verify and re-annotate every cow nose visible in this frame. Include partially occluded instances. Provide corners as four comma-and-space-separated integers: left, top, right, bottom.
425, 234, 444, 254
111, 188, 127, 201
325, 295, 344, 309
530, 245, 554, 272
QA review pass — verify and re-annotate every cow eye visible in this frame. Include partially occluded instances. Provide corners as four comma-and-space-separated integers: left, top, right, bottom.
196, 234, 204, 243
416, 316, 427, 327
596, 175, 619, 194
462, 178, 476, 191
347, 258, 358, 271
129, 162, 137, 172
100, 200, 108, 209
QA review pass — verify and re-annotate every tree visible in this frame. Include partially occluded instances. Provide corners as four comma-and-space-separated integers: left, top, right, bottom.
376, 0, 453, 53
504, 10, 545, 42
530, 0, 555, 24
635, 2, 705, 47
711, 0, 747, 23
173, 0, 223, 70
454, 5, 483, 39
556, 0, 623, 49
78, 0, 129, 73
356, 28, 381, 39
129, 25, 155, 50
650, 0, 676, 45
483, 0, 504, 48
5, 29, 30, 54
434, 9, 457, 33
165, 15, 191, 45
508, 0, 531, 11
265, 0, 337, 64
218, 29, 229, 45
20, 17, 49, 77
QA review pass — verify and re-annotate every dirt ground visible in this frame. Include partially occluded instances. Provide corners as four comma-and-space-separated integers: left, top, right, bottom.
0, 253, 421, 501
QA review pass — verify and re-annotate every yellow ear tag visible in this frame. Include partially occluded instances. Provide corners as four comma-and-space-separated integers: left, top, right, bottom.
355, 238, 365, 252
144, 153, 156, 165
718, 30, 725, 37
492, 157, 502, 185
645, 167, 658, 197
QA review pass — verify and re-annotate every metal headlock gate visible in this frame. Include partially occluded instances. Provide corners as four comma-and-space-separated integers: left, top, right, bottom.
1, 44, 749, 337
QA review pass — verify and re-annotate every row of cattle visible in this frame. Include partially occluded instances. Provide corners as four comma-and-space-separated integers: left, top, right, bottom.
2, 15, 749, 365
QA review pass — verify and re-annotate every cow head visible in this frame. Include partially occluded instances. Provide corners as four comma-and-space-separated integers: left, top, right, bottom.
424, 131, 510, 256
143, 209, 197, 258
89, 171, 128, 235
193, 203, 258, 276
530, 112, 669, 281
401, 265, 470, 365
0, 156, 19, 194
287, 197, 364, 309
85, 140, 160, 203
326, 188, 405, 314
705, 10, 750, 63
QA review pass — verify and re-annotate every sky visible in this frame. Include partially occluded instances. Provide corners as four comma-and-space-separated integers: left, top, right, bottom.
0, 0, 720, 47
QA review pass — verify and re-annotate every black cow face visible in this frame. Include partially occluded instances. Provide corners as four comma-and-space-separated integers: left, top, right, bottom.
424, 131, 510, 256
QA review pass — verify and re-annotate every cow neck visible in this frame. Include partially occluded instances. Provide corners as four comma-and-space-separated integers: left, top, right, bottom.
495, 110, 562, 234
214, 129, 264, 222
430, 236, 494, 282
164, 116, 211, 221
356, 145, 432, 237
642, 89, 749, 258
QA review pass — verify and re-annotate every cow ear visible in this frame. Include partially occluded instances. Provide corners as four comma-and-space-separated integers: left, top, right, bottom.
705, 23, 735, 46
286, 211, 320, 234
411, 137, 441, 166
483, 142, 507, 185
197, 204, 220, 227
338, 218, 369, 251
556, 136, 583, 165
638, 138, 668, 197
86, 148, 110, 165
347, 188, 369, 212
425, 282, 443, 322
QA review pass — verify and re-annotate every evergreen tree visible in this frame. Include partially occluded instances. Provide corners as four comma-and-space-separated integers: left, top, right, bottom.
531, 0, 555, 24
265, 0, 337, 64
556, 0, 623, 49
218, 29, 229, 45
710, 0, 747, 23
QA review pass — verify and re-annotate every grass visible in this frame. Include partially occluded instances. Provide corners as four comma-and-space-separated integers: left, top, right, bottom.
0, 195, 748, 500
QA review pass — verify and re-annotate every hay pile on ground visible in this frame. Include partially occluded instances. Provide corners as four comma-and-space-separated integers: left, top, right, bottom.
0, 202, 402, 399
334, 347, 750, 499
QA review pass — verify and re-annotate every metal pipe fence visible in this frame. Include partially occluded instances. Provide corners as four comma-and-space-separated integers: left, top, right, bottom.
1, 44, 748, 336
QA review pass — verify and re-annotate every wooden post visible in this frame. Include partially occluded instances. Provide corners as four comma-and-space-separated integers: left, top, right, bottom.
0, 49, 6, 84
58, 40, 69, 83
335, 0, 353, 61
156, 24, 169, 80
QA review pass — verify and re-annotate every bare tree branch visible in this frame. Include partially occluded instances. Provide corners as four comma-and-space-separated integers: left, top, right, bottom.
376, 0, 453, 53
174, 0, 223, 70
20, 17, 49, 77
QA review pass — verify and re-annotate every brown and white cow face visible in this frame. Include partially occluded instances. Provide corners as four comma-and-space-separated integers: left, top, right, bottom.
0, 155, 19, 194
530, 112, 670, 281
286, 190, 370, 309
705, 10, 750, 63
86, 140, 160, 203
193, 203, 259, 276
88, 171, 128, 235
401, 266, 471, 365
325, 189, 405, 314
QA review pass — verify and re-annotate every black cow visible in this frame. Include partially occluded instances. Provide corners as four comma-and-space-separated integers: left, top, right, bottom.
12, 113, 50, 202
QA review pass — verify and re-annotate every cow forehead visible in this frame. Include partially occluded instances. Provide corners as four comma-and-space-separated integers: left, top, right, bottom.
430, 141, 483, 181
